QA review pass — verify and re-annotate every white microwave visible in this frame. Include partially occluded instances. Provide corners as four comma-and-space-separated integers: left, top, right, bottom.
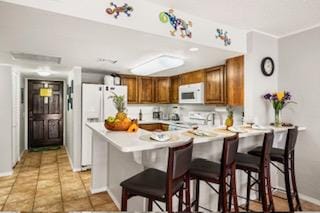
179, 82, 204, 104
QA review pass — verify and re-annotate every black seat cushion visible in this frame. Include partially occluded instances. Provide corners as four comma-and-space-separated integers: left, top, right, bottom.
120, 168, 183, 200
235, 153, 261, 172
248, 146, 285, 163
189, 158, 220, 181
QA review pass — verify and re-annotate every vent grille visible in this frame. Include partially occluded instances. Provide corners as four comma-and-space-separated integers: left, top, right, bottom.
11, 52, 62, 64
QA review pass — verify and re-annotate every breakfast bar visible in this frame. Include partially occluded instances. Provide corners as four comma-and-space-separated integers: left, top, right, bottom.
87, 122, 305, 211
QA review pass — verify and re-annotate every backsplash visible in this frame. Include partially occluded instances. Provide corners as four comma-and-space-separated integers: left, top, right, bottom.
127, 104, 244, 126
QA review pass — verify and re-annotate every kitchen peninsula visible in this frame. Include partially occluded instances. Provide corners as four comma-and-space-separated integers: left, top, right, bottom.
87, 122, 305, 211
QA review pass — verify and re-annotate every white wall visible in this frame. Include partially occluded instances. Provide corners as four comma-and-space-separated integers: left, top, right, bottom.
66, 67, 82, 171
244, 32, 279, 125
279, 26, 320, 200
0, 65, 13, 176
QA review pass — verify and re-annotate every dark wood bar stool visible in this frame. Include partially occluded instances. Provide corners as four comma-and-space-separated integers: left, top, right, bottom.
190, 134, 239, 213
248, 127, 302, 211
120, 139, 193, 213
235, 131, 275, 212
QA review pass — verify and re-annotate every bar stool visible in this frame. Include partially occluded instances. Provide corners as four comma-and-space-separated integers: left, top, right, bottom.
190, 134, 239, 213
248, 127, 302, 211
235, 131, 275, 212
120, 139, 193, 213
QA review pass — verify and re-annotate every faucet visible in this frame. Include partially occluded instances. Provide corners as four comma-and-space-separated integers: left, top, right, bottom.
204, 112, 216, 125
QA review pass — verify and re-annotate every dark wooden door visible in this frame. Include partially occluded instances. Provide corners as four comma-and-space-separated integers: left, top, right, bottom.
138, 77, 154, 103
155, 77, 170, 104
205, 66, 226, 104
28, 80, 64, 148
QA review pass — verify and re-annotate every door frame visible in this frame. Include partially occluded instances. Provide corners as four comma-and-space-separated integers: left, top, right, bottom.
24, 78, 67, 150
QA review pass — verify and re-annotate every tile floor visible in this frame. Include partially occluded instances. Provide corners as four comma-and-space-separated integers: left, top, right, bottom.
0, 146, 319, 212
0, 147, 118, 212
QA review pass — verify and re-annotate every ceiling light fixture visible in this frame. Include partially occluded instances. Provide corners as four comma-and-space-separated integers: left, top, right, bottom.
131, 55, 184, 76
189, 47, 199, 52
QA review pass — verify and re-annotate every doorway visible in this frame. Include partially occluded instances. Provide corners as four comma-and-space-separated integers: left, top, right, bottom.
28, 80, 64, 148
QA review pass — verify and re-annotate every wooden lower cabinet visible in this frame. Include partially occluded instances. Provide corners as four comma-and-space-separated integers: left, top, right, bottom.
139, 123, 169, 131
138, 77, 154, 103
226, 56, 244, 106
155, 77, 170, 103
205, 66, 226, 104
120, 75, 138, 104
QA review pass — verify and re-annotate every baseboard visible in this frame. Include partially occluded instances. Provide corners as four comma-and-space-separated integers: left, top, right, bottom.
106, 188, 121, 209
65, 147, 82, 172
277, 187, 320, 206
19, 149, 25, 160
0, 171, 13, 177
91, 187, 108, 194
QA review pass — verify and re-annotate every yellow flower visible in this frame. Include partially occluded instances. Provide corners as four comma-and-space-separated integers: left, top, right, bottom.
277, 91, 285, 100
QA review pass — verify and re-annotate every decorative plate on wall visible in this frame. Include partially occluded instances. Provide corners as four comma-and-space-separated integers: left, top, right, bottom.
261, 57, 275, 76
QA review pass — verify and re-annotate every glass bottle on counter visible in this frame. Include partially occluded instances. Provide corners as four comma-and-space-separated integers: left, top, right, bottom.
139, 109, 142, 121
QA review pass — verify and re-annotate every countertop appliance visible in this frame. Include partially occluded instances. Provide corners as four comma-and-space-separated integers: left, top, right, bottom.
179, 82, 204, 104
81, 84, 127, 167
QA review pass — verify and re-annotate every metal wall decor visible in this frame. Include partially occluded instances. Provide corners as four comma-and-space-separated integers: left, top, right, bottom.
215, 29, 231, 46
159, 9, 192, 38
106, 2, 133, 18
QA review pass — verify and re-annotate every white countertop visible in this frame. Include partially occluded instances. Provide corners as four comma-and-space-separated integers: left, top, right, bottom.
86, 121, 306, 153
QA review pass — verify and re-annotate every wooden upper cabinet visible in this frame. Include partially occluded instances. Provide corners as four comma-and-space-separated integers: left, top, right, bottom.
155, 77, 170, 104
226, 55, 244, 106
170, 76, 180, 104
138, 77, 154, 103
205, 66, 226, 104
120, 75, 138, 104
180, 70, 205, 85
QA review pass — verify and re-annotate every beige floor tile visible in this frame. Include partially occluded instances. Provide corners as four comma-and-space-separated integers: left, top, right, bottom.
6, 190, 35, 203
63, 197, 93, 211
61, 181, 84, 191
94, 202, 119, 211
15, 175, 38, 185
0, 195, 8, 205
62, 188, 88, 202
89, 192, 113, 207
36, 185, 61, 198
37, 179, 60, 189
0, 187, 12, 196
33, 202, 63, 212
0, 179, 15, 188
34, 193, 62, 208
11, 182, 37, 193
3, 198, 34, 212
39, 172, 59, 181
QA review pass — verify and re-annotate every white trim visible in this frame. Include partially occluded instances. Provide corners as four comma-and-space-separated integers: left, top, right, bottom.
249, 29, 280, 39
19, 149, 25, 160
90, 186, 108, 194
279, 23, 320, 39
65, 145, 82, 172
276, 187, 320, 206
0, 171, 13, 177
107, 188, 121, 209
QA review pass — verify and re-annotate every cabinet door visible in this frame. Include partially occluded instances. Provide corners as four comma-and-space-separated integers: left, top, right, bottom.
226, 55, 244, 106
139, 123, 161, 131
170, 76, 180, 104
205, 66, 226, 104
139, 77, 154, 103
155, 77, 170, 103
121, 75, 138, 104
180, 70, 205, 85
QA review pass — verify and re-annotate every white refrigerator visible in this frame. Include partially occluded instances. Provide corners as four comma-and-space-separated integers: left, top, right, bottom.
81, 84, 127, 167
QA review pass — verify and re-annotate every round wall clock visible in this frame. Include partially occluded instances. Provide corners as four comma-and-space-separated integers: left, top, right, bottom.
261, 57, 274, 76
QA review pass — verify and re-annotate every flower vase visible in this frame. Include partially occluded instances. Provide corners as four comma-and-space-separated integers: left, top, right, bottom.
274, 109, 281, 127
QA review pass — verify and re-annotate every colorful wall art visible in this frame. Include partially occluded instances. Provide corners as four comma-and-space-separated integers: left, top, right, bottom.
159, 9, 192, 38
215, 29, 232, 46
106, 2, 133, 18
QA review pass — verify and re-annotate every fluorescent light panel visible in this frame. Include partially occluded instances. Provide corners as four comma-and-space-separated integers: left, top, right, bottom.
131, 55, 184, 75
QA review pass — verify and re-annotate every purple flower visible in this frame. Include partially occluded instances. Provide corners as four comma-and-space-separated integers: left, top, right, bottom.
264, 93, 272, 100
284, 92, 291, 100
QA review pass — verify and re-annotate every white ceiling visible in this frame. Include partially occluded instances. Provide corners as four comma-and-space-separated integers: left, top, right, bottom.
151, 0, 320, 37
0, 2, 239, 77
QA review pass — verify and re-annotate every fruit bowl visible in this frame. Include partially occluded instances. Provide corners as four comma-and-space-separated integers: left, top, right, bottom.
105, 120, 132, 131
